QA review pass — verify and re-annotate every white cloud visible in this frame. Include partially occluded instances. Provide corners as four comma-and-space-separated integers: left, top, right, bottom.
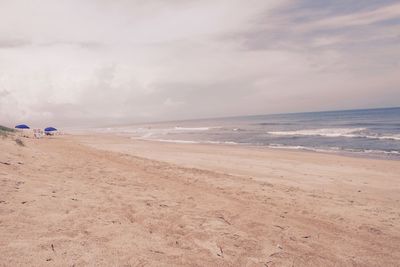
0, 0, 399, 126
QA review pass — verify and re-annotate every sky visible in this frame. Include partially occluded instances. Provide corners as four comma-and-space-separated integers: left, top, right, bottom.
0, 0, 399, 127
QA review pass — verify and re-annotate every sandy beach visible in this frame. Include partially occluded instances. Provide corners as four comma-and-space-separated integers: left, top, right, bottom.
1, 133, 400, 266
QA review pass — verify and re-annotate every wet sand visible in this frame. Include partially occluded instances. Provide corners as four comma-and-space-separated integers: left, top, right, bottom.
1, 133, 400, 266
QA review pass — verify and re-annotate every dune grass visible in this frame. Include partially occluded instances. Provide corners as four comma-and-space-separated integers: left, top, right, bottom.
0, 125, 15, 136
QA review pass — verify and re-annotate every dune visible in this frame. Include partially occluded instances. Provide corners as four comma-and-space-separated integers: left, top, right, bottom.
1, 132, 399, 266
0, 125, 15, 135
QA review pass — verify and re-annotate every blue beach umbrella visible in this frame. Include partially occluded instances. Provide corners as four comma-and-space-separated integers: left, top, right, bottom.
44, 127, 57, 132
15, 124, 30, 129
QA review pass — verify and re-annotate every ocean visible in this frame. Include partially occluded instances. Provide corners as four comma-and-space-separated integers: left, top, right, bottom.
99, 107, 400, 159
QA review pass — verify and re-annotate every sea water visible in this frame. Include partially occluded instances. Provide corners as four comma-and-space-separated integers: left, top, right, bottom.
100, 107, 400, 159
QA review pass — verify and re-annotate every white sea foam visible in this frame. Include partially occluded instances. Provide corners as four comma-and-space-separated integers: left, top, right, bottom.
203, 141, 238, 145
268, 128, 366, 138
151, 139, 200, 144
267, 144, 400, 156
128, 126, 217, 138
134, 138, 238, 145
362, 149, 400, 155
376, 134, 400, 141
267, 144, 340, 153
268, 128, 400, 141
95, 125, 217, 135
174, 126, 218, 131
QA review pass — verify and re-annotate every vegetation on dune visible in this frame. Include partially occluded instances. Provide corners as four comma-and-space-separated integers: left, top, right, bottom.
0, 125, 15, 132
0, 126, 25, 146
0, 125, 15, 137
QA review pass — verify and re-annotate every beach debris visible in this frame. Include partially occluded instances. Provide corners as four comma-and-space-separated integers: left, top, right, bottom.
302, 235, 311, 239
51, 244, 55, 252
273, 225, 285, 230
0, 161, 11, 165
217, 245, 224, 257
71, 198, 78, 201
21, 201, 27, 204
277, 244, 283, 249
217, 215, 231, 225
149, 249, 164, 254
46, 258, 52, 261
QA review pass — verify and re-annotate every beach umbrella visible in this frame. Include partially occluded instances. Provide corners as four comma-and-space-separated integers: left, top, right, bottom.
15, 124, 30, 129
44, 127, 57, 132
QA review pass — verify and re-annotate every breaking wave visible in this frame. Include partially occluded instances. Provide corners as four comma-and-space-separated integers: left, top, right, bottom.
268, 128, 366, 138
174, 127, 216, 131
268, 128, 400, 141
267, 144, 400, 156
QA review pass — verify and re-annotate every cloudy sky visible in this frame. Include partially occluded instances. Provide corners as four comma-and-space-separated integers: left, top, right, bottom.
0, 0, 399, 126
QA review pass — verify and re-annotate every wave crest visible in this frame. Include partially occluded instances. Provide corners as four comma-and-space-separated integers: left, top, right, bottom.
268, 128, 400, 141
268, 128, 366, 138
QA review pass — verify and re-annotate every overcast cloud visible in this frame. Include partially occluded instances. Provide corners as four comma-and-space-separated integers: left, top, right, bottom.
0, 0, 399, 127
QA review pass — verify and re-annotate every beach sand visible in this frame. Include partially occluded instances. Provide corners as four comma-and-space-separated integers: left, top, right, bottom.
1, 133, 400, 266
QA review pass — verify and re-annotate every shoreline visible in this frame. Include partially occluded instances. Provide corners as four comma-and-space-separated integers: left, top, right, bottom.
94, 133, 400, 161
